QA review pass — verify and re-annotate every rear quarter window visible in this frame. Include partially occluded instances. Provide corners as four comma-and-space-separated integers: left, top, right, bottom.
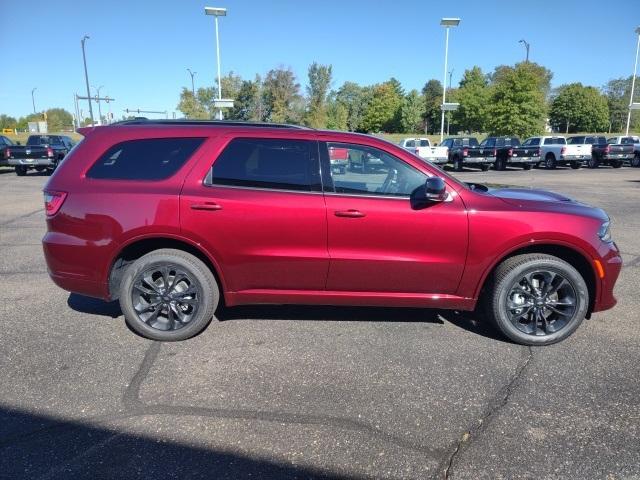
87, 137, 204, 180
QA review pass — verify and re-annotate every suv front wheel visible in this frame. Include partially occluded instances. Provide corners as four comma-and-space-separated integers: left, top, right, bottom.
486, 254, 588, 346
119, 249, 219, 341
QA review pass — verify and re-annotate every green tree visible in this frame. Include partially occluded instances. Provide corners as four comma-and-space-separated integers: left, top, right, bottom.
490, 62, 552, 97
45, 108, 73, 132
216, 71, 243, 100
335, 82, 369, 131
326, 95, 348, 130
361, 83, 402, 133
603, 76, 640, 132
549, 83, 609, 133
400, 90, 424, 133
262, 67, 301, 123
229, 75, 262, 121
454, 67, 489, 133
486, 63, 548, 138
422, 79, 443, 134
305, 62, 333, 128
0, 114, 17, 130
177, 87, 209, 119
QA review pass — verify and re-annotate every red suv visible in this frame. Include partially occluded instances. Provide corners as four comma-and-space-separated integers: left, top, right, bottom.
42, 120, 622, 345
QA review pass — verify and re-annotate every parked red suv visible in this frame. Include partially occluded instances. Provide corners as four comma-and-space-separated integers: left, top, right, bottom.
42, 120, 622, 345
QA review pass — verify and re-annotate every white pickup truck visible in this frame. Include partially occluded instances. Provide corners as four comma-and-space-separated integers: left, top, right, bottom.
520, 136, 591, 169
398, 138, 449, 165
607, 136, 640, 167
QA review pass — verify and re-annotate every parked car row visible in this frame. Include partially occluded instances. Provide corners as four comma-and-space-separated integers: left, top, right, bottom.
2, 134, 75, 176
399, 135, 640, 171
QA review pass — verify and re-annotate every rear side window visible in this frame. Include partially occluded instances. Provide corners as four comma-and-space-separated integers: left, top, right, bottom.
209, 138, 320, 192
87, 138, 204, 180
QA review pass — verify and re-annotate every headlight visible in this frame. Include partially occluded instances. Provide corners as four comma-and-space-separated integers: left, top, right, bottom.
598, 221, 611, 242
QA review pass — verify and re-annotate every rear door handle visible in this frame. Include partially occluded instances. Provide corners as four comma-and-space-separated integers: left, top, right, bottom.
191, 202, 223, 211
334, 209, 366, 218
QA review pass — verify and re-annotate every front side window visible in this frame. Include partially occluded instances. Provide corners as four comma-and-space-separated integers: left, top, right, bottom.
87, 137, 204, 180
323, 142, 426, 197
209, 138, 320, 192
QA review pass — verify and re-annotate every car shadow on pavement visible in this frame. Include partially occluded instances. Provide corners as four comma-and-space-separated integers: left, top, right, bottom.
66, 294, 508, 343
0, 405, 352, 480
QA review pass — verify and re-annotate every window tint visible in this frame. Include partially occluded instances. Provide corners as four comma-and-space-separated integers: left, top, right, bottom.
87, 137, 204, 180
480, 138, 495, 147
405, 139, 415, 148
323, 142, 426, 197
544, 137, 565, 145
418, 139, 430, 147
209, 138, 320, 192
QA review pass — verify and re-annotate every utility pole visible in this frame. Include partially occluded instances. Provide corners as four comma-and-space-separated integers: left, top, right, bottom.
519, 39, 530, 62
93, 85, 104, 124
187, 69, 197, 95
31, 88, 37, 114
81, 35, 94, 124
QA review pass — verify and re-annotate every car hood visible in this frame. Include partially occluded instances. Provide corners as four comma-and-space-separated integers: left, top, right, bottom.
475, 185, 609, 221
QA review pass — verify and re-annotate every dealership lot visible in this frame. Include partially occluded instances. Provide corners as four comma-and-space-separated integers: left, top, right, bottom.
0, 166, 638, 479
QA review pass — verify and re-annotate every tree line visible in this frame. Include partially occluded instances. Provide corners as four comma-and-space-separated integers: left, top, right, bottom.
178, 62, 640, 138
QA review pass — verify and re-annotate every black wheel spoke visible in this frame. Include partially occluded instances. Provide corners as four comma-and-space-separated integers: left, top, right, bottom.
133, 283, 157, 296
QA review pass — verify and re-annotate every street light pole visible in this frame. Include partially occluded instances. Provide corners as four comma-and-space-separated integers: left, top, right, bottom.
519, 39, 530, 62
93, 85, 104, 125
625, 27, 640, 135
81, 35, 94, 124
31, 88, 37, 114
440, 18, 460, 142
447, 70, 453, 136
187, 68, 197, 95
205, 7, 227, 120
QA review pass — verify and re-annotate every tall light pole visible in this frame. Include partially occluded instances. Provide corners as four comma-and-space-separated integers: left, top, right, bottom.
519, 39, 530, 62
204, 6, 227, 120
447, 70, 454, 135
81, 35, 94, 124
625, 27, 640, 135
93, 85, 104, 124
187, 68, 197, 95
440, 18, 460, 142
31, 88, 37, 114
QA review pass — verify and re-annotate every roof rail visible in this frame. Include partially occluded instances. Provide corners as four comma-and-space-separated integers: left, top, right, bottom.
110, 118, 310, 129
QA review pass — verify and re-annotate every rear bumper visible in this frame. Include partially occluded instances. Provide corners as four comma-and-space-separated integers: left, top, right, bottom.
9, 158, 55, 166
508, 156, 539, 164
422, 156, 448, 164
602, 154, 633, 161
560, 154, 591, 161
464, 156, 495, 164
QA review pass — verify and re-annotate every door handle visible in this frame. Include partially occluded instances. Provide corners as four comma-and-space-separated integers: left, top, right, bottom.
334, 209, 366, 218
191, 202, 223, 211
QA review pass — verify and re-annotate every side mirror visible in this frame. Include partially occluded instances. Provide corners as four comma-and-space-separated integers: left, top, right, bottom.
424, 177, 447, 202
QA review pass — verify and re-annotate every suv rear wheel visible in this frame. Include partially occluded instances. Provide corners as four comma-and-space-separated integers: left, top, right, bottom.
119, 249, 219, 341
632, 154, 640, 168
544, 154, 556, 169
485, 254, 588, 346
15, 166, 27, 176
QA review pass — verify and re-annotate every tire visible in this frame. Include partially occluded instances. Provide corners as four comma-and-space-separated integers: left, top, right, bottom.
453, 157, 463, 172
544, 154, 556, 169
522, 163, 532, 170
495, 158, 506, 171
479, 164, 490, 171
587, 157, 599, 169
485, 254, 588, 346
632, 154, 640, 168
611, 160, 623, 169
570, 161, 581, 170
119, 248, 219, 341
15, 165, 27, 176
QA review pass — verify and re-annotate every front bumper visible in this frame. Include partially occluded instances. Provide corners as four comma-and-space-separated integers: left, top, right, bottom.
9, 157, 55, 167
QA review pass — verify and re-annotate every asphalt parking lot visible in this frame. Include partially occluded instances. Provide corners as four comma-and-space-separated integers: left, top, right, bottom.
0, 165, 639, 480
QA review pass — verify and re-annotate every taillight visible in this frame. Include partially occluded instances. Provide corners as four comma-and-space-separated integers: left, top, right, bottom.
463, 147, 468, 157
493, 149, 497, 156
47, 147, 54, 157
604, 145, 610, 154
561, 146, 567, 155
537, 148, 541, 156
43, 190, 67, 216
414, 148, 420, 154
4, 148, 9, 159
507, 148, 513, 156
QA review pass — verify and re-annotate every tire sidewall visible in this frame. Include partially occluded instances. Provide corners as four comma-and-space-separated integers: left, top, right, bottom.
492, 260, 588, 345
119, 251, 218, 341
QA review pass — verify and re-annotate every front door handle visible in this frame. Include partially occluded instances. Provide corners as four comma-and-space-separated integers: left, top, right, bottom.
191, 202, 222, 211
334, 209, 366, 218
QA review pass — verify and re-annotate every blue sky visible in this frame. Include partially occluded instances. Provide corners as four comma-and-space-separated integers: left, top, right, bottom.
1, 0, 639, 119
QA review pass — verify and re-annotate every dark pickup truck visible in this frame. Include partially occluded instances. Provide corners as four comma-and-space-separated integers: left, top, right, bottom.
7, 134, 74, 176
476, 136, 536, 171
0, 135, 14, 167
509, 137, 544, 168
440, 137, 490, 171
567, 135, 632, 169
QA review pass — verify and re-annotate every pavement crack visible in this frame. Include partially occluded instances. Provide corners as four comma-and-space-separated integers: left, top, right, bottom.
439, 346, 534, 479
122, 341, 162, 410
0, 208, 44, 227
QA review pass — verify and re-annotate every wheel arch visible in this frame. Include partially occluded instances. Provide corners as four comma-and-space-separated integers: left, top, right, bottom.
107, 235, 228, 302
476, 243, 597, 316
